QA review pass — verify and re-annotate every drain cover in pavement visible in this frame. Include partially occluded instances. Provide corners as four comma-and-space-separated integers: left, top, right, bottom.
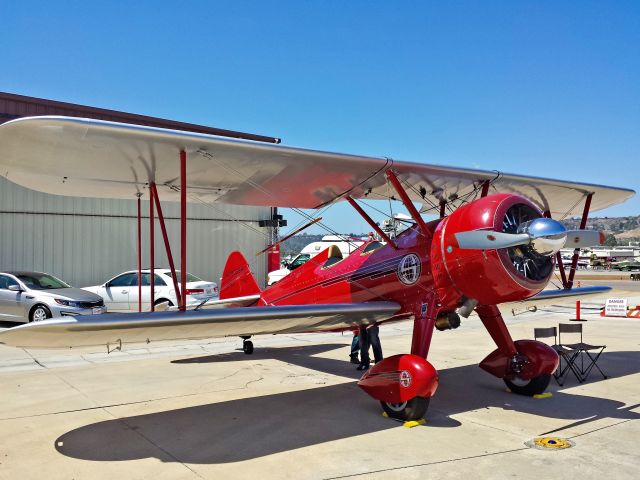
525, 437, 575, 450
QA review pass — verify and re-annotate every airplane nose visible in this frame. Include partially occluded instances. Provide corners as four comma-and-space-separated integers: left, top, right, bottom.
517, 218, 567, 256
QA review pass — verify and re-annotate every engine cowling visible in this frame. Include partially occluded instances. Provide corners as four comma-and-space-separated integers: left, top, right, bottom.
431, 193, 554, 306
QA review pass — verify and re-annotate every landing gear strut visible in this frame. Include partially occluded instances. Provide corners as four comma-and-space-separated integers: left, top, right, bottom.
477, 305, 558, 395
241, 336, 254, 355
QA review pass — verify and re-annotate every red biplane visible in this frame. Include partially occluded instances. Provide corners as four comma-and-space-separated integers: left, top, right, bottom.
0, 116, 634, 420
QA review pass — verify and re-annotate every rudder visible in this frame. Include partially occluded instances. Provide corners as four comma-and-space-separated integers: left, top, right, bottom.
220, 251, 262, 300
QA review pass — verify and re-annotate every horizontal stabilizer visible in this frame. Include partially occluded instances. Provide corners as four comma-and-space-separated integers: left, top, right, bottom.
196, 294, 261, 309
0, 302, 400, 349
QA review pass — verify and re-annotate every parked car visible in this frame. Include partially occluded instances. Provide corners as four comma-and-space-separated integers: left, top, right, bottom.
83, 269, 218, 312
0, 271, 106, 323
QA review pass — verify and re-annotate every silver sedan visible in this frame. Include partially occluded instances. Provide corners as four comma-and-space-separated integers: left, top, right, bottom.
0, 271, 106, 323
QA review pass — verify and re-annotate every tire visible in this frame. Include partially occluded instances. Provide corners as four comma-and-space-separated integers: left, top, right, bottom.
381, 396, 429, 421
504, 373, 551, 396
154, 299, 173, 307
243, 340, 254, 355
30, 305, 52, 323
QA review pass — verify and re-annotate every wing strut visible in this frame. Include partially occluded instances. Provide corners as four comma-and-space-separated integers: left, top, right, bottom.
150, 182, 182, 304
385, 170, 431, 239
567, 193, 594, 290
137, 194, 142, 312
346, 196, 397, 249
544, 192, 594, 290
257, 217, 322, 256
180, 149, 187, 311
544, 209, 569, 288
150, 181, 155, 310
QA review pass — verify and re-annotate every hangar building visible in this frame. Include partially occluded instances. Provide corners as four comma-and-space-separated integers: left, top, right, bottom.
0, 92, 275, 288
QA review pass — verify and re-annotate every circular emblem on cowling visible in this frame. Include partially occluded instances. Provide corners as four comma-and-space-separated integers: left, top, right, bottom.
399, 370, 412, 388
397, 253, 421, 285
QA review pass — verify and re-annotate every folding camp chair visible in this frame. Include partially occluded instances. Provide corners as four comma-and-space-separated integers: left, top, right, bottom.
558, 323, 607, 382
534, 327, 582, 385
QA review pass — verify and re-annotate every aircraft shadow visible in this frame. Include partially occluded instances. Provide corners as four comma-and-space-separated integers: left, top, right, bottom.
54, 346, 640, 464
0, 321, 22, 329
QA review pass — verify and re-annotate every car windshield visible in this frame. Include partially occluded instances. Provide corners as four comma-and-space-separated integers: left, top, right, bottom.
166, 271, 203, 283
16, 273, 70, 290
290, 254, 311, 270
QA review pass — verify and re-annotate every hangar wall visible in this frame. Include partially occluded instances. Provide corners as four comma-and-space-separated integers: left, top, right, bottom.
0, 176, 271, 288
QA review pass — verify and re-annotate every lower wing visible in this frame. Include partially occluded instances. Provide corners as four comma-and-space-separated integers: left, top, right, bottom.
529, 285, 611, 300
0, 302, 400, 349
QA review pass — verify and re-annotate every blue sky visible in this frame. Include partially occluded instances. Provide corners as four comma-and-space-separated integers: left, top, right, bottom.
2, 1, 639, 235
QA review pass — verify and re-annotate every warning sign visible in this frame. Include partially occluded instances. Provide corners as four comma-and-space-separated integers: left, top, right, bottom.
604, 298, 628, 317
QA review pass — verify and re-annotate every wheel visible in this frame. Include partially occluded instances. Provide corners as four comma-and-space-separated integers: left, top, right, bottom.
30, 305, 52, 322
154, 299, 173, 307
243, 340, 254, 355
380, 396, 429, 421
504, 373, 551, 396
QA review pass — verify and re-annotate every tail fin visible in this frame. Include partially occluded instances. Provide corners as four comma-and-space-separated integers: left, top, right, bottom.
220, 251, 262, 300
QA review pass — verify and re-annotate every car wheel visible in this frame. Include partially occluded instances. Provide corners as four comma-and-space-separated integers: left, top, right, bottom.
154, 299, 174, 307
30, 305, 52, 322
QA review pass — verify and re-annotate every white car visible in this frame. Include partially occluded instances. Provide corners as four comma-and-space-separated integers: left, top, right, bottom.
83, 269, 218, 312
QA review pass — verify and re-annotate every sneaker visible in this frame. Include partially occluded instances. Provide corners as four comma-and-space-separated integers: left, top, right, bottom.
356, 364, 370, 371
350, 355, 360, 364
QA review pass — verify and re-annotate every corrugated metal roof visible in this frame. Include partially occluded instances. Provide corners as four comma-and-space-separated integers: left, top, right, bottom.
0, 91, 280, 143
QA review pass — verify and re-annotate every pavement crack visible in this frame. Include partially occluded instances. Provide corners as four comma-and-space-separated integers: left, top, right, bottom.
21, 348, 47, 369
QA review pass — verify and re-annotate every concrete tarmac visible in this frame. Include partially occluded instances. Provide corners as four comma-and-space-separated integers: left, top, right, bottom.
1, 281, 639, 479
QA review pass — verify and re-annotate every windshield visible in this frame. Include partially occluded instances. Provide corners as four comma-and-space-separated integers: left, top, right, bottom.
165, 271, 203, 283
289, 254, 311, 270
16, 273, 71, 290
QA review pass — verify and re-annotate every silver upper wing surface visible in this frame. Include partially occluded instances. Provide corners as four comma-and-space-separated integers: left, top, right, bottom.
0, 302, 401, 349
0, 116, 634, 217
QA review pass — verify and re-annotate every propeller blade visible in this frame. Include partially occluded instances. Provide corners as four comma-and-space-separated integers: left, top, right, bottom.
564, 230, 605, 248
454, 230, 531, 249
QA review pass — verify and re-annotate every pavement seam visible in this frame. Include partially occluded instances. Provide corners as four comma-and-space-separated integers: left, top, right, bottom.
323, 417, 639, 479
321, 447, 529, 479
110, 413, 206, 480
567, 418, 635, 439
0, 373, 267, 421
36, 365, 206, 480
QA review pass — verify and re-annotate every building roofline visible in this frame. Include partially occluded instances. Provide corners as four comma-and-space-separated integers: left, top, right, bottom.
0, 91, 280, 144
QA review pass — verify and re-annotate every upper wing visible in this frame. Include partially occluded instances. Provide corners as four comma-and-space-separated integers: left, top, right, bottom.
0, 116, 633, 217
0, 302, 400, 349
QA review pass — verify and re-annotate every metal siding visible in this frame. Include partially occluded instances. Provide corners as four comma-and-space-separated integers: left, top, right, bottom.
0, 177, 270, 287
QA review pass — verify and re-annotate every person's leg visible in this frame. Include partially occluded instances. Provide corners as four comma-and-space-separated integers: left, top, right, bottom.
370, 325, 383, 363
358, 326, 370, 370
350, 333, 360, 363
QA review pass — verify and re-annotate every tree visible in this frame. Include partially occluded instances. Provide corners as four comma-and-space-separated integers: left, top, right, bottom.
604, 234, 618, 247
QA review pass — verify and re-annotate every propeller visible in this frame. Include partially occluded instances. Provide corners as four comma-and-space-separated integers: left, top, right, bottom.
455, 218, 604, 256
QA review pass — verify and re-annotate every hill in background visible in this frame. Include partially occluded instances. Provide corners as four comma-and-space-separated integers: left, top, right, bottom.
561, 215, 640, 245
